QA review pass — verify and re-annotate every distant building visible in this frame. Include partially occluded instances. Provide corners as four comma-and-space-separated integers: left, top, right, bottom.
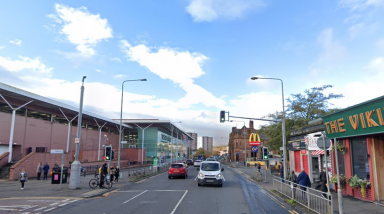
186, 132, 198, 150
202, 136, 213, 154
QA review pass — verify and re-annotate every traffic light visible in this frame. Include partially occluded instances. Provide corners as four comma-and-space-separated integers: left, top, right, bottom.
177, 153, 180, 157
105, 146, 111, 160
111, 151, 115, 160
263, 147, 269, 160
220, 110, 225, 123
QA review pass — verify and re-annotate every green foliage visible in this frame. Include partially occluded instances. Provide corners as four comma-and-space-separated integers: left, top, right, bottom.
195, 148, 212, 159
348, 175, 362, 189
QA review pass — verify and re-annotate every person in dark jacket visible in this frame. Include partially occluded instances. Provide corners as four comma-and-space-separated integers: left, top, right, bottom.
290, 170, 298, 198
99, 163, 108, 188
319, 168, 328, 198
115, 166, 120, 182
296, 169, 311, 202
43, 163, 50, 180
279, 162, 284, 183
257, 163, 261, 173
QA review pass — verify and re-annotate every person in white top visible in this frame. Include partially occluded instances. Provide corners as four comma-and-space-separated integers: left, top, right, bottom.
19, 168, 28, 190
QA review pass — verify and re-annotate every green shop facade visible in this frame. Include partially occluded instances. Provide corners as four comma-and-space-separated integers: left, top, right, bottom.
116, 119, 194, 165
322, 95, 384, 202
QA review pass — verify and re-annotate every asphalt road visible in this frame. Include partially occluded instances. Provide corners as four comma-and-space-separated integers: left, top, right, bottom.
45, 165, 298, 214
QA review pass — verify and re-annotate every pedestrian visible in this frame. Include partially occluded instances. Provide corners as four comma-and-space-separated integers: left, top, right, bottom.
43, 162, 50, 180
296, 169, 311, 202
115, 166, 120, 182
110, 166, 116, 183
290, 170, 297, 198
257, 163, 261, 173
36, 162, 43, 180
279, 162, 284, 183
99, 163, 108, 188
320, 168, 328, 199
19, 168, 28, 190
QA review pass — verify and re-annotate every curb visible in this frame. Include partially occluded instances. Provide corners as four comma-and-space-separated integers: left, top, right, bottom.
81, 187, 117, 198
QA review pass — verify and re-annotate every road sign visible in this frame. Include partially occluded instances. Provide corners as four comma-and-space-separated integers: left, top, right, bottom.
280, 147, 283, 151
121, 141, 127, 144
50, 149, 63, 154
251, 146, 258, 153
243, 151, 246, 153
75, 138, 80, 144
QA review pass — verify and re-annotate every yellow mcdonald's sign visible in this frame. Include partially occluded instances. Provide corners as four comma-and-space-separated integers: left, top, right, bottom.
249, 133, 261, 146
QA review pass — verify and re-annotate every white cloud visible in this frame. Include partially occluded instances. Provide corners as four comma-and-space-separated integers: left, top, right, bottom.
9, 39, 22, 46
96, 69, 103, 73
0, 56, 52, 77
110, 57, 122, 63
317, 28, 346, 63
50, 4, 113, 56
113, 74, 125, 79
364, 56, 384, 73
120, 40, 225, 109
339, 0, 384, 10
348, 22, 377, 39
186, 0, 264, 22
0, 46, 4, 51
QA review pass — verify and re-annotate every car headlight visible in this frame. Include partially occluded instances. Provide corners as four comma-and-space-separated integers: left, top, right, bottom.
216, 173, 222, 178
198, 173, 204, 178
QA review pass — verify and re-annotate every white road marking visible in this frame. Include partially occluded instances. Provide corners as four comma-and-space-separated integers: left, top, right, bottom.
153, 190, 186, 192
123, 190, 148, 204
170, 190, 188, 214
34, 207, 47, 211
49, 202, 59, 206
194, 175, 198, 181
222, 176, 226, 181
58, 203, 68, 207
44, 207, 57, 212
117, 190, 144, 192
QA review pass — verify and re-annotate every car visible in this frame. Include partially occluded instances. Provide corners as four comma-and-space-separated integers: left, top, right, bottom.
194, 160, 202, 167
168, 163, 188, 179
205, 158, 215, 161
197, 161, 224, 187
186, 159, 194, 166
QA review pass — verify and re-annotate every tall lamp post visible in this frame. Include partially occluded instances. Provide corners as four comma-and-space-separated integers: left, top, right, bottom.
250, 76, 287, 179
69, 76, 86, 189
119, 79, 147, 168
230, 120, 246, 166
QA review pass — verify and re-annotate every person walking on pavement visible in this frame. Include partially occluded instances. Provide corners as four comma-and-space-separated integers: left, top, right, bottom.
115, 166, 120, 182
290, 170, 298, 198
110, 166, 116, 183
19, 168, 28, 190
279, 162, 284, 183
320, 168, 328, 199
43, 162, 50, 180
36, 162, 43, 180
99, 163, 108, 188
257, 163, 261, 173
296, 169, 311, 202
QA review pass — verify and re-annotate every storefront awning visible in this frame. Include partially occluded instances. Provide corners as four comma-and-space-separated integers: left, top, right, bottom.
311, 150, 325, 155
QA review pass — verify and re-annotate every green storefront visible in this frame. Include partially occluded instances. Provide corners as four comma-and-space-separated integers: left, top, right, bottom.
322, 95, 384, 202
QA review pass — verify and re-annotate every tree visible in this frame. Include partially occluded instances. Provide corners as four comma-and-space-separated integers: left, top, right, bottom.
286, 85, 343, 126
195, 148, 212, 159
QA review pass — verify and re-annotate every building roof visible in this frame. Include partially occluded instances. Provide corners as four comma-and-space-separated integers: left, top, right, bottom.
116, 119, 194, 140
0, 82, 132, 129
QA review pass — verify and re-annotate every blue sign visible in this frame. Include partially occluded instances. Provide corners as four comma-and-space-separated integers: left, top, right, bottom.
236, 152, 240, 155
251, 146, 258, 153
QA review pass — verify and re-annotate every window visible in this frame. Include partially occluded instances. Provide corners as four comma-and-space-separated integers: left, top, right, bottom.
351, 137, 369, 180
201, 163, 219, 171
171, 164, 183, 168
337, 150, 345, 175
236, 140, 238, 148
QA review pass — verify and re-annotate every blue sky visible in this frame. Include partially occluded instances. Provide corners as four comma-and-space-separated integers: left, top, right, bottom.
1, 0, 384, 146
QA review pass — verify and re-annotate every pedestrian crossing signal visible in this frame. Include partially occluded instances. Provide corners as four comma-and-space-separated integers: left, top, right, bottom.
105, 146, 111, 160
263, 147, 269, 160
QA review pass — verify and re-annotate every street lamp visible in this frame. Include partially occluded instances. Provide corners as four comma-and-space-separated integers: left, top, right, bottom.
119, 79, 147, 168
230, 120, 246, 166
250, 76, 287, 179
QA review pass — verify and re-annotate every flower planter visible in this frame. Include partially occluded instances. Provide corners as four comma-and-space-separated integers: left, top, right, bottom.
352, 186, 374, 201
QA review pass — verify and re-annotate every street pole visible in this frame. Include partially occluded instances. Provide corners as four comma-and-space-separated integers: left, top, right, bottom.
250, 77, 287, 179
244, 124, 246, 166
69, 76, 86, 189
119, 79, 147, 168
334, 138, 344, 214
322, 132, 331, 198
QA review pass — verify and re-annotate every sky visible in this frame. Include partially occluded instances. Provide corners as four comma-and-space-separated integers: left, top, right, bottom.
1, 0, 384, 147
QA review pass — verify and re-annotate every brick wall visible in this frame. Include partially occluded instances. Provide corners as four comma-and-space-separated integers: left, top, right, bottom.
9, 148, 145, 180
0, 152, 9, 168
352, 187, 374, 201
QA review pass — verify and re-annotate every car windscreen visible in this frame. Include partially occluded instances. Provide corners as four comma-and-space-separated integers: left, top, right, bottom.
201, 163, 220, 171
171, 164, 183, 168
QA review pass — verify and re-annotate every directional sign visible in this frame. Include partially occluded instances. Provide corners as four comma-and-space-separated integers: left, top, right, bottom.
50, 149, 63, 154
121, 141, 127, 144
251, 146, 258, 153
75, 138, 80, 144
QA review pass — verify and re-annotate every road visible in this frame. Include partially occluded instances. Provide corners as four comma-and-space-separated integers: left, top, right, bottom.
38, 165, 298, 214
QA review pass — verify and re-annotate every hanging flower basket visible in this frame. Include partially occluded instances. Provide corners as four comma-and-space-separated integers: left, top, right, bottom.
331, 141, 346, 154
347, 175, 362, 189
360, 178, 372, 198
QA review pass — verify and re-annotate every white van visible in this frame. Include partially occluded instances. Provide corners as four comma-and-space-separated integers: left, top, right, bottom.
197, 161, 224, 187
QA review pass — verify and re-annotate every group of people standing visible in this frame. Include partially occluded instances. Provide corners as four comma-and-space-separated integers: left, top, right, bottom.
99, 163, 120, 188
36, 162, 50, 180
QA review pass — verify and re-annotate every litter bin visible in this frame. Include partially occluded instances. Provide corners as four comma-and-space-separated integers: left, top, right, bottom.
51, 167, 68, 184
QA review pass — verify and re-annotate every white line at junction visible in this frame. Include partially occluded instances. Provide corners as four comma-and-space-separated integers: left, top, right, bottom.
170, 190, 188, 214
123, 190, 148, 204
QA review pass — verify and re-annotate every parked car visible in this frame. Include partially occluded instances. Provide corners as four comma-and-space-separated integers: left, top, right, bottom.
168, 163, 188, 179
186, 159, 194, 166
197, 161, 224, 187
194, 160, 202, 167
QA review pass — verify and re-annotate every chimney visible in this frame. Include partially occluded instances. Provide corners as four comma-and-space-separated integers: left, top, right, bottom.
249, 120, 254, 130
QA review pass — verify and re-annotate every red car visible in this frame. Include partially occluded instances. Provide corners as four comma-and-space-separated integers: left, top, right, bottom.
168, 163, 188, 179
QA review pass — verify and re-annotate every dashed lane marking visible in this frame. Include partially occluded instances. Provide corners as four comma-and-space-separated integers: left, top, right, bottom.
33, 206, 47, 211
44, 207, 57, 212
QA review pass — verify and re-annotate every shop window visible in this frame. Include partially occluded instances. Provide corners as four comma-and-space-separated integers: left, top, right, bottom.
337, 150, 345, 175
351, 137, 369, 180
236, 140, 238, 148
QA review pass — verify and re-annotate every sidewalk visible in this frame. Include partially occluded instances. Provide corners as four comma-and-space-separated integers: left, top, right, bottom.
0, 167, 154, 199
232, 164, 384, 214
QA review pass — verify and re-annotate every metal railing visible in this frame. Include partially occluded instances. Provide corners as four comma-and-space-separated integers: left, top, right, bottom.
272, 175, 333, 214
127, 163, 171, 181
